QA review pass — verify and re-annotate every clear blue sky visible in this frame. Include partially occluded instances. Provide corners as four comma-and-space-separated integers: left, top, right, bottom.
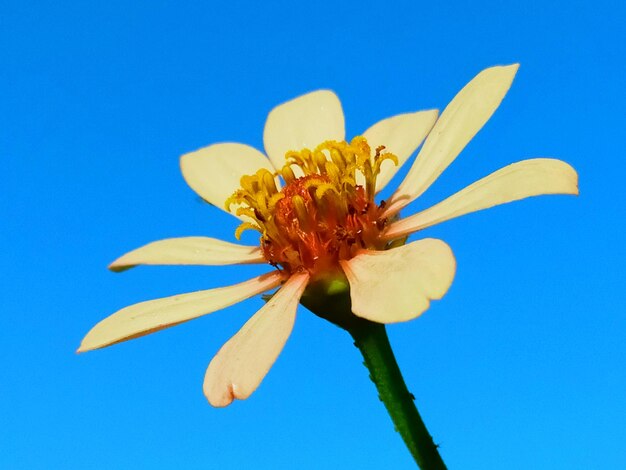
1, 0, 624, 468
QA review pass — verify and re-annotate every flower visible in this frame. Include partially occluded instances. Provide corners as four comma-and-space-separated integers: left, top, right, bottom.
78, 64, 578, 407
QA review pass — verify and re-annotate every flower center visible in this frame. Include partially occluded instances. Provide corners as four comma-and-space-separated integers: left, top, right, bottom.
226, 137, 398, 278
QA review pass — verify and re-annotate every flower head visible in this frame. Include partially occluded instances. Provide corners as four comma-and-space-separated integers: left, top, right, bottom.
79, 64, 578, 406
225, 136, 397, 277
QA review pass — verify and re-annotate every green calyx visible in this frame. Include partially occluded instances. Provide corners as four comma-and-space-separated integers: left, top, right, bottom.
299, 273, 365, 331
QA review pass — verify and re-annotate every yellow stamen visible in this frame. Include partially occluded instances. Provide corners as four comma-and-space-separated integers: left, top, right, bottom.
281, 166, 296, 184
235, 222, 260, 240
226, 136, 398, 275
291, 195, 308, 229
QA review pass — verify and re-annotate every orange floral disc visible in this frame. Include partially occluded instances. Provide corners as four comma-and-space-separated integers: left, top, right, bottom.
226, 137, 398, 279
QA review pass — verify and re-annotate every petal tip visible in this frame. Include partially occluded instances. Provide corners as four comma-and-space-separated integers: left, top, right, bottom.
77, 327, 104, 352
496, 63, 520, 76
266, 89, 341, 115
179, 149, 194, 172
506, 62, 520, 71
312, 88, 340, 99
480, 62, 520, 86
554, 159, 580, 196
206, 394, 233, 408
108, 258, 131, 273
570, 167, 580, 196
204, 381, 238, 408
298, 88, 340, 102
441, 245, 457, 297
415, 108, 440, 125
76, 339, 91, 354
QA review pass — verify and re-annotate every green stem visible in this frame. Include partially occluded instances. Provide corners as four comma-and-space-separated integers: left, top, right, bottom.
349, 320, 446, 469
300, 281, 446, 469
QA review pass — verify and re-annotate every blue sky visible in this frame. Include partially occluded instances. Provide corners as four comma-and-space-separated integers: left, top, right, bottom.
1, 0, 624, 468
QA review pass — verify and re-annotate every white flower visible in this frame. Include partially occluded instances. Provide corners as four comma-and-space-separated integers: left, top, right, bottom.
79, 64, 578, 407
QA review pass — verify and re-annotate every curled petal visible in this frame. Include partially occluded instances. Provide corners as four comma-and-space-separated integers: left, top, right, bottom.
109, 236, 265, 272
340, 239, 456, 323
385, 158, 579, 239
204, 273, 309, 407
360, 109, 439, 193
387, 64, 519, 214
263, 90, 345, 171
77, 271, 283, 352
180, 143, 276, 220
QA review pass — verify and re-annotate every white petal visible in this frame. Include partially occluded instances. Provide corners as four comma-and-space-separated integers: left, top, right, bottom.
263, 90, 345, 171
180, 143, 276, 220
203, 272, 309, 407
340, 239, 455, 323
109, 237, 265, 272
77, 271, 283, 352
360, 109, 439, 193
385, 159, 579, 240
387, 64, 520, 214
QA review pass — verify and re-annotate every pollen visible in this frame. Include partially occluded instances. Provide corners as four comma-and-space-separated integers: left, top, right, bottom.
226, 137, 398, 278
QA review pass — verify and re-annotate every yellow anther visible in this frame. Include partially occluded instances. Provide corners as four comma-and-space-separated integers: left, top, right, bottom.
361, 160, 374, 179
268, 192, 285, 210
308, 156, 320, 174
285, 151, 305, 168
315, 183, 339, 201
374, 151, 398, 175
291, 195, 309, 228
255, 192, 269, 213
343, 161, 357, 177
224, 190, 243, 211
319, 185, 346, 216
385, 153, 399, 165
301, 176, 324, 190
329, 148, 346, 170
281, 166, 296, 184
314, 151, 327, 172
234, 222, 261, 240
235, 207, 256, 219
325, 161, 341, 184
340, 175, 357, 188
351, 136, 371, 155
262, 171, 278, 195
240, 174, 259, 194
290, 149, 314, 174
226, 135, 399, 271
